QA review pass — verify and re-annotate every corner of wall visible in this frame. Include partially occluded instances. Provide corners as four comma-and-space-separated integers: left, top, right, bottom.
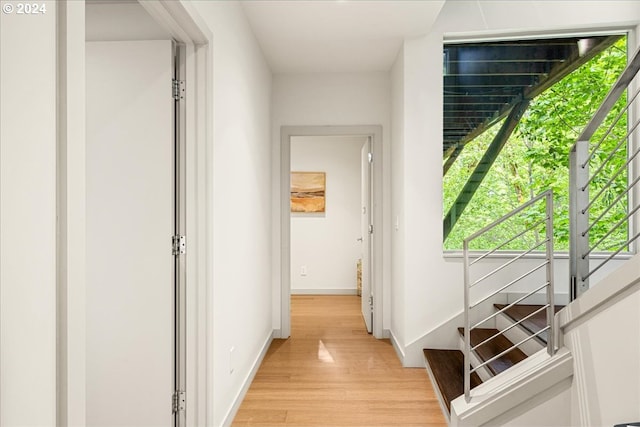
389, 329, 406, 366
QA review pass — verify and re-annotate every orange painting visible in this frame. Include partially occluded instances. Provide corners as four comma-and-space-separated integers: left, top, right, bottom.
291, 172, 326, 213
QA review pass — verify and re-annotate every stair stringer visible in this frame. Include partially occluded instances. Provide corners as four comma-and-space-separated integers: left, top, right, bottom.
450, 347, 573, 427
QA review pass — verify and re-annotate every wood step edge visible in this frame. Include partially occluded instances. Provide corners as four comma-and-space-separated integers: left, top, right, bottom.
457, 327, 528, 376
423, 348, 482, 413
494, 304, 564, 345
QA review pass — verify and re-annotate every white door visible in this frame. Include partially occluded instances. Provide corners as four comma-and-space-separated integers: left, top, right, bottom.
360, 138, 373, 333
86, 40, 175, 426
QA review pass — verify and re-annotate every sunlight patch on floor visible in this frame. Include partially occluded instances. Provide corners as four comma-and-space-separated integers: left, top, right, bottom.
317, 339, 335, 363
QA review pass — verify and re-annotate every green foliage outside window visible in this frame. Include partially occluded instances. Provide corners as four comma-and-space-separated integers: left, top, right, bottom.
444, 37, 629, 251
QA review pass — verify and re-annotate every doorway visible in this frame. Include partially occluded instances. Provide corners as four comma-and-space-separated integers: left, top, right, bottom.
86, 39, 178, 427
78, 2, 209, 426
289, 135, 372, 330
280, 126, 383, 338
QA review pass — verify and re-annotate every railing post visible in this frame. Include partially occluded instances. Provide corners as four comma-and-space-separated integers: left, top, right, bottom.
544, 191, 555, 355
569, 140, 590, 300
463, 239, 471, 403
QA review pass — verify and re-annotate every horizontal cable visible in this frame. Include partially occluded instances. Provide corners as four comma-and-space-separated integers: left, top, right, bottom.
583, 231, 640, 282
601, 239, 630, 252
471, 283, 548, 330
583, 203, 640, 258
470, 217, 546, 266
578, 44, 640, 143
470, 261, 549, 310
471, 326, 550, 374
465, 191, 551, 243
584, 84, 640, 167
472, 304, 549, 351
470, 239, 548, 288
584, 118, 639, 191
583, 141, 640, 210
584, 174, 640, 236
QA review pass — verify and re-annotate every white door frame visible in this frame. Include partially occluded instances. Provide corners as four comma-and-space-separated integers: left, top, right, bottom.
56, 1, 212, 425
280, 125, 384, 338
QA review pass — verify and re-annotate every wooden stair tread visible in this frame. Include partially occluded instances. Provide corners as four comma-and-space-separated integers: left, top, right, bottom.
423, 349, 482, 413
457, 328, 527, 376
494, 304, 564, 344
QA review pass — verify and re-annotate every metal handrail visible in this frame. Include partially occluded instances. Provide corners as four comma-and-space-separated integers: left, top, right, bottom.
471, 283, 548, 330
470, 261, 549, 310
582, 129, 640, 200
470, 217, 547, 266
470, 327, 550, 374
577, 44, 640, 144
584, 174, 640, 235
471, 304, 549, 352
463, 190, 554, 402
470, 240, 548, 288
466, 191, 551, 241
584, 83, 640, 166
584, 204, 640, 258
570, 43, 640, 298
582, 231, 640, 282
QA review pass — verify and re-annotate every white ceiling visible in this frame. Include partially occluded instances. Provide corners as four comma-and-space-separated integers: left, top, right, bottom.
240, 1, 446, 74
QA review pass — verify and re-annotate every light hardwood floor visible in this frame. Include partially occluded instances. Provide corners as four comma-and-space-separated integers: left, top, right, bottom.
232, 295, 447, 426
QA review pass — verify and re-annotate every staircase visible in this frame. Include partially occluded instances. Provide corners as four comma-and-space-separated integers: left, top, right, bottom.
423, 303, 563, 417
423, 42, 640, 426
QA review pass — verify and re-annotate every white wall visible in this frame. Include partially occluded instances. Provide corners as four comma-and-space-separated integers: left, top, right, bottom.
567, 289, 640, 426
392, 0, 640, 365
272, 72, 392, 330
561, 256, 640, 426
190, 2, 273, 426
390, 48, 407, 351
85, 2, 170, 41
290, 136, 365, 293
0, 2, 58, 425
481, 379, 573, 427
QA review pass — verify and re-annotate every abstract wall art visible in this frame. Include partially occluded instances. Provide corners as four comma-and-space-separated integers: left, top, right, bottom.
291, 171, 326, 213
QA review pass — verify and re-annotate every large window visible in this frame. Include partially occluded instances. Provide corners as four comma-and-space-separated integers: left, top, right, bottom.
443, 35, 628, 251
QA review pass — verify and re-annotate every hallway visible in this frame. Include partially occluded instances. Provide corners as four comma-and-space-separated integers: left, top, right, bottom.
233, 295, 447, 426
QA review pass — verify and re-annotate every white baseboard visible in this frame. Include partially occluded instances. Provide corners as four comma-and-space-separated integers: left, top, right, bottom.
389, 329, 405, 365
222, 330, 274, 427
291, 288, 358, 295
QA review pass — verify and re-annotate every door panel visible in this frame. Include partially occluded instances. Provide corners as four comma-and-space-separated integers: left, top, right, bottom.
86, 40, 174, 426
360, 139, 373, 333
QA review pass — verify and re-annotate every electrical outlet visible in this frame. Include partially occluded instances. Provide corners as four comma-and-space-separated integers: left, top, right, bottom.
300, 266, 307, 276
229, 346, 235, 375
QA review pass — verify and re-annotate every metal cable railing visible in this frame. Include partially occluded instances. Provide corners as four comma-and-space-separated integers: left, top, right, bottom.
570, 44, 640, 298
463, 190, 555, 402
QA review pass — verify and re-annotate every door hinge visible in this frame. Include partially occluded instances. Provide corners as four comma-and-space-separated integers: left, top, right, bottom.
172, 390, 186, 414
172, 79, 185, 101
368, 224, 374, 235
172, 235, 186, 255
368, 295, 373, 309
368, 152, 373, 163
